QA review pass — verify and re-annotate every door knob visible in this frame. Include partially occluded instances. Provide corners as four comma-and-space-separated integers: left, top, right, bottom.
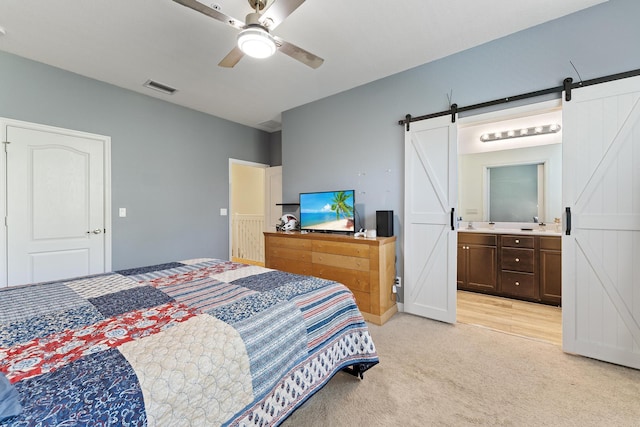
515, 258, 520, 262
87, 229, 103, 234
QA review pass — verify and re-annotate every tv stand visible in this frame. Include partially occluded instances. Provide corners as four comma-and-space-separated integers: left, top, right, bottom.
264, 231, 397, 325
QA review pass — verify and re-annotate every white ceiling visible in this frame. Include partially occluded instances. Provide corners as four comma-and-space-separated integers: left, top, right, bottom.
0, 0, 605, 132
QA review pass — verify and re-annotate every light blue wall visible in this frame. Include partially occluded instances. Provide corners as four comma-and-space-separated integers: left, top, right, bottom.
269, 131, 282, 166
281, 0, 640, 300
0, 51, 270, 269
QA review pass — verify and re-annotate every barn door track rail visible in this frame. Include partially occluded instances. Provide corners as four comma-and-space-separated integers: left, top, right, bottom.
400, 68, 640, 131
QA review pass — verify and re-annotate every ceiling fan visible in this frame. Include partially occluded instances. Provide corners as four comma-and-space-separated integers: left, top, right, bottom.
173, 0, 324, 69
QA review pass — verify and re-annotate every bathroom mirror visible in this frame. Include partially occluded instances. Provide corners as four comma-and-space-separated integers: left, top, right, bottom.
457, 103, 562, 225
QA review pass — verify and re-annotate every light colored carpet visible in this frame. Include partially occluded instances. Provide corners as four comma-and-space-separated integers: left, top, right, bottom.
283, 313, 640, 426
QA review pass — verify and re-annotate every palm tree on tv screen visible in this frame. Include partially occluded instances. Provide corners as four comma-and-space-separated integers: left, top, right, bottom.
330, 191, 353, 220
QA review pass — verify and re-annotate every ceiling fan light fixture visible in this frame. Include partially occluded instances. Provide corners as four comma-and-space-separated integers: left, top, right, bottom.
237, 26, 276, 59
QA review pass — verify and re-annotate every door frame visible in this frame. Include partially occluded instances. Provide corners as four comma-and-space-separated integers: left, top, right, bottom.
1, 117, 112, 287
228, 158, 269, 261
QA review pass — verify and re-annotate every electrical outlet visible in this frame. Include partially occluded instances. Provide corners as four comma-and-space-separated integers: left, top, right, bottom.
394, 276, 402, 287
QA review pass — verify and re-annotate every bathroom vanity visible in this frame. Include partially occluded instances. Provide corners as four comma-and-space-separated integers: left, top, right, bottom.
457, 229, 561, 305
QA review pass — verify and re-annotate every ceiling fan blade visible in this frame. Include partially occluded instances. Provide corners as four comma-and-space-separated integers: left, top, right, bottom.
260, 0, 305, 30
172, 0, 244, 30
218, 47, 245, 68
274, 37, 324, 69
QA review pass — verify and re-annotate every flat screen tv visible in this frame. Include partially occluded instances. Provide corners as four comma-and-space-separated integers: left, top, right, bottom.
299, 190, 355, 234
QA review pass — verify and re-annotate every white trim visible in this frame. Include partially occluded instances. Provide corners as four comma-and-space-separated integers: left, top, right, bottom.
103, 135, 112, 272
1, 124, 7, 287
0, 117, 112, 286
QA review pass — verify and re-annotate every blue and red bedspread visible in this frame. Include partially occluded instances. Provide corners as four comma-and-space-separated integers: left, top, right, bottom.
0, 258, 378, 426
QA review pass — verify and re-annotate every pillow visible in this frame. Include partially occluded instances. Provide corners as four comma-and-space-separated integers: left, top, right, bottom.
0, 372, 22, 421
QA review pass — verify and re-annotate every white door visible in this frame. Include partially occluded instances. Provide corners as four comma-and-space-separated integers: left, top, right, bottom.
2, 120, 111, 287
265, 166, 283, 232
404, 115, 458, 323
562, 75, 640, 369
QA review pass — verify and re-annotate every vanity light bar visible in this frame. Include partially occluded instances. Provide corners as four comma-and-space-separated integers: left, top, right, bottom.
480, 124, 561, 142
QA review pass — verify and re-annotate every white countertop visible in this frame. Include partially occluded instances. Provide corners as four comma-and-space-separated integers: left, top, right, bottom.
456, 221, 562, 236
458, 228, 562, 236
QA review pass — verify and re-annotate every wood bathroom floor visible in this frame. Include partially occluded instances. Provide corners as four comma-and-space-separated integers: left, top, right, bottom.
457, 290, 562, 346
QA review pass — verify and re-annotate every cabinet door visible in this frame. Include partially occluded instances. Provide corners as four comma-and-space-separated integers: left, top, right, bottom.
540, 249, 562, 305
467, 244, 497, 291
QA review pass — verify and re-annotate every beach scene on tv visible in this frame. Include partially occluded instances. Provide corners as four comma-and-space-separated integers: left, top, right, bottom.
300, 190, 355, 232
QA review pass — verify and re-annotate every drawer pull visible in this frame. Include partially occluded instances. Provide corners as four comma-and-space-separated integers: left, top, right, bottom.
515, 281, 520, 286
515, 258, 520, 262
515, 239, 520, 244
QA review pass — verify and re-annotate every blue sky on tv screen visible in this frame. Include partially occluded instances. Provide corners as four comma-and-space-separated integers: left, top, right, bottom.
300, 191, 354, 213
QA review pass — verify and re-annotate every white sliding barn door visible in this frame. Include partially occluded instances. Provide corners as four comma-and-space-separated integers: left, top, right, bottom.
404, 116, 458, 323
562, 75, 640, 369
2, 120, 111, 287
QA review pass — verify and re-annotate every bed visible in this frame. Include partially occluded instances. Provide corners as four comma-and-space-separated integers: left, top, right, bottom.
0, 258, 378, 426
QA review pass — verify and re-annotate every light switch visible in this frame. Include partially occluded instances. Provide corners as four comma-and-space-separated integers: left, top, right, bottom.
119, 208, 127, 217
220, 208, 228, 216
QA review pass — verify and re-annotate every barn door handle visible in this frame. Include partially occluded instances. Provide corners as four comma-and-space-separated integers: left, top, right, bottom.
450, 208, 455, 231
565, 207, 571, 235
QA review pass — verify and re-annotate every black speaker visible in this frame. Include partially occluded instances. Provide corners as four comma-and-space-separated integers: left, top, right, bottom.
376, 210, 394, 237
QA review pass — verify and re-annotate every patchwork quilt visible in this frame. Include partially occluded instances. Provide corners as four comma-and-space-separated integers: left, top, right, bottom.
0, 259, 378, 426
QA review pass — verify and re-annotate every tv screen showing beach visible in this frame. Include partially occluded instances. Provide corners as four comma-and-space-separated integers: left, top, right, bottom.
299, 190, 355, 233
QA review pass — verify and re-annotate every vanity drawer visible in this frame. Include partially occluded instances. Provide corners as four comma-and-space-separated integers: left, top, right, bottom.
501, 235, 534, 249
540, 236, 561, 251
458, 232, 497, 246
501, 248, 534, 273
501, 271, 536, 299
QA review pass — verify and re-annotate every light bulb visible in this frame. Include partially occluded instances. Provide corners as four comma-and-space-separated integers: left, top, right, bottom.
237, 27, 276, 59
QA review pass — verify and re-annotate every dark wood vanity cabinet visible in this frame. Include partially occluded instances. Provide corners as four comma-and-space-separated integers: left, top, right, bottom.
457, 233, 498, 293
457, 232, 561, 305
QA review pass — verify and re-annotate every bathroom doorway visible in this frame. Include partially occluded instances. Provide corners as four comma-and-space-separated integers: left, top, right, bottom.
455, 100, 562, 345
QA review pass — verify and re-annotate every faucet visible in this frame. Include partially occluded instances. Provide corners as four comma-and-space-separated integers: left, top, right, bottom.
467, 221, 474, 230
533, 216, 539, 223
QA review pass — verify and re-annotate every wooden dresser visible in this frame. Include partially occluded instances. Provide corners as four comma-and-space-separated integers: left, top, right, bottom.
264, 231, 397, 325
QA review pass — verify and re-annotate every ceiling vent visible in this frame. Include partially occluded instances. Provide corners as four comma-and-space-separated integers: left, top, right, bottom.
143, 79, 177, 95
